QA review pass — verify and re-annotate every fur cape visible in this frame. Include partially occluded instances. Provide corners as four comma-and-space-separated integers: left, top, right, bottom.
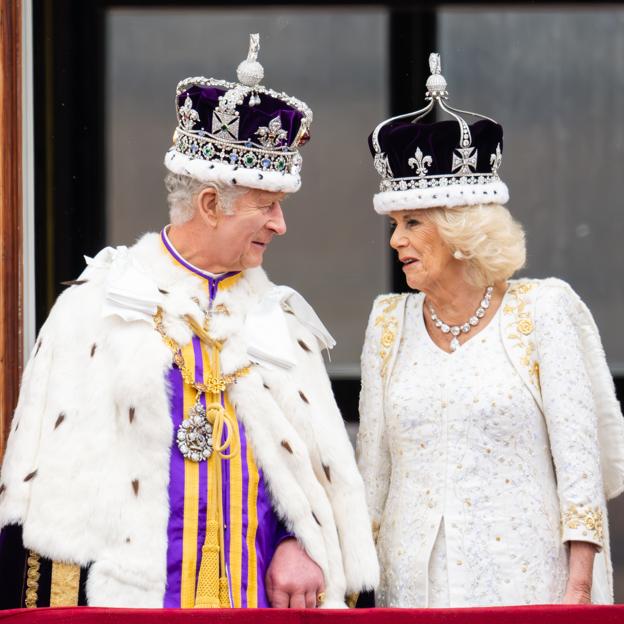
0, 233, 379, 608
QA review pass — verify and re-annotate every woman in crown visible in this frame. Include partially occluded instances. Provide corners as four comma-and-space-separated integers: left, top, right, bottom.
356, 54, 624, 607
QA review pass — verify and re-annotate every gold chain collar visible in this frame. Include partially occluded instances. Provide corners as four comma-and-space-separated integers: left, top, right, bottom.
153, 307, 252, 395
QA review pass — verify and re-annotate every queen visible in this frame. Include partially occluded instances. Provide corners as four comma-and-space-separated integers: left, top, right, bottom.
356, 53, 624, 607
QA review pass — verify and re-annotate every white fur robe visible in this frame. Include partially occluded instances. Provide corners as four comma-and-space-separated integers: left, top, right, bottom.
0, 233, 379, 608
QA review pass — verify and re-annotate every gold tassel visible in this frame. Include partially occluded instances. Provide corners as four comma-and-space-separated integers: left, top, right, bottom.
194, 521, 221, 608
25, 551, 41, 608
193, 328, 235, 608
219, 576, 231, 607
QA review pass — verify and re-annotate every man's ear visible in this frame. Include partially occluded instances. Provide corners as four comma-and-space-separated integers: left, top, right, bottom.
196, 187, 219, 228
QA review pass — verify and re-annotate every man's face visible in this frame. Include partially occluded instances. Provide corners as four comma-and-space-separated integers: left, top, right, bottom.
213, 189, 288, 272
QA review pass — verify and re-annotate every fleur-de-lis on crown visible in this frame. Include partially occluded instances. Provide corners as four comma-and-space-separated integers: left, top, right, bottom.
490, 143, 502, 174
374, 153, 393, 179
256, 116, 288, 148
408, 147, 433, 178
179, 96, 200, 130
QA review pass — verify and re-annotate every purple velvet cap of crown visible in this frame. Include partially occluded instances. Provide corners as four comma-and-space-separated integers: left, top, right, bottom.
178, 85, 306, 147
368, 118, 503, 179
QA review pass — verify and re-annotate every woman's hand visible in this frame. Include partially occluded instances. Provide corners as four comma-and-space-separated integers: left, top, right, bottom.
562, 583, 592, 604
562, 541, 596, 604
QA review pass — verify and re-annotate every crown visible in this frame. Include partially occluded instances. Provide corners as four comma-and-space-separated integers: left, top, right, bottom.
368, 53, 509, 213
164, 34, 313, 194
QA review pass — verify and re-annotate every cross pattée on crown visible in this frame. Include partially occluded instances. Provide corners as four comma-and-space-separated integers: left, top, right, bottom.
452, 147, 478, 175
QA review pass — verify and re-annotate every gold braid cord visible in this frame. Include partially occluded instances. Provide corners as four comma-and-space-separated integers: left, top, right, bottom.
25, 551, 41, 608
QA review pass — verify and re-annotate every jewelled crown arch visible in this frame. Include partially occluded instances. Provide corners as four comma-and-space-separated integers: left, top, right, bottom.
165, 34, 313, 194
371, 53, 498, 158
368, 52, 509, 213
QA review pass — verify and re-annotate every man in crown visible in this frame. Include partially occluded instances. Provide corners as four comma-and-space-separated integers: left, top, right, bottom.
0, 35, 378, 610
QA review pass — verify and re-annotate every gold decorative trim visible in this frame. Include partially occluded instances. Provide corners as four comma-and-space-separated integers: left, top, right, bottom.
562, 504, 604, 544
371, 520, 381, 543
374, 295, 402, 378
503, 282, 540, 392
346, 592, 359, 608
50, 561, 81, 606
25, 551, 41, 608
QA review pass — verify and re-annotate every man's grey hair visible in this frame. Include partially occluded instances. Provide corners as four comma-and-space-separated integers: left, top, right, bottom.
165, 172, 248, 225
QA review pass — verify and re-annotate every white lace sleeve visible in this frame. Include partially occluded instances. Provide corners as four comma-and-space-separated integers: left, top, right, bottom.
356, 299, 392, 540
535, 281, 607, 550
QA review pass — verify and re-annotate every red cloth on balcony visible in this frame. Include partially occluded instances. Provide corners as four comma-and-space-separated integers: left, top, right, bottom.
1, 606, 624, 623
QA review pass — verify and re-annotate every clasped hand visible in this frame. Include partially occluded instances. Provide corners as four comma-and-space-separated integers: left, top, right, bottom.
266, 537, 325, 608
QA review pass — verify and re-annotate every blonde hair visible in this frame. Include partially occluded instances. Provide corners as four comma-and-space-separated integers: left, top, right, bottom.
425, 203, 526, 287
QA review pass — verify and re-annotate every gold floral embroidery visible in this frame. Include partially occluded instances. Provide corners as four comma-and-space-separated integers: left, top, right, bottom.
517, 318, 534, 336
504, 282, 540, 391
25, 551, 41, 608
375, 295, 402, 378
562, 505, 604, 544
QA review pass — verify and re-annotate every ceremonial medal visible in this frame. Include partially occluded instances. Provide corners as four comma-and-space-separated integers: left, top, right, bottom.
177, 402, 213, 462
153, 307, 250, 462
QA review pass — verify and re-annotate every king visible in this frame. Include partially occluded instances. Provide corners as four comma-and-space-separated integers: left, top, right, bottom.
0, 34, 378, 610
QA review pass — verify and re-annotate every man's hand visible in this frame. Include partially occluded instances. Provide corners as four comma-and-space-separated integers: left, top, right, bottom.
266, 537, 325, 608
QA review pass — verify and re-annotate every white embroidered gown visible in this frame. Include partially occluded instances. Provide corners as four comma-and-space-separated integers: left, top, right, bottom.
364, 291, 608, 607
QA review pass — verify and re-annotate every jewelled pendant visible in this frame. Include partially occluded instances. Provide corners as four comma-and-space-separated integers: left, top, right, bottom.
177, 402, 213, 462
450, 337, 460, 351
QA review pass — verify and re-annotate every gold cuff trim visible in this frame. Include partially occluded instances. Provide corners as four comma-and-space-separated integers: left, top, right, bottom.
562, 504, 604, 544
50, 561, 81, 607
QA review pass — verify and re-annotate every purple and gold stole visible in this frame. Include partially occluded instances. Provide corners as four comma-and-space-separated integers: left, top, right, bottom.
161, 230, 288, 608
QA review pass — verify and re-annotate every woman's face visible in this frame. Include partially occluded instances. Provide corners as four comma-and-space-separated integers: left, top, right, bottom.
388, 209, 455, 292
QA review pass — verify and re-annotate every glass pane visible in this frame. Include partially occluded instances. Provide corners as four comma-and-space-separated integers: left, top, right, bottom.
439, 8, 624, 373
106, 7, 390, 375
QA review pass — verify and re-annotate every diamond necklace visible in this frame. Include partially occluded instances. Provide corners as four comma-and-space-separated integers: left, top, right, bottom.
428, 285, 494, 352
